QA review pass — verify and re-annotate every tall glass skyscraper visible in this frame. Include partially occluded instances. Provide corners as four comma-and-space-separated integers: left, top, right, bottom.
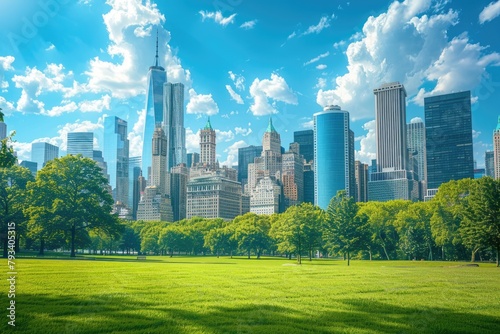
425, 91, 473, 191
163, 82, 186, 169
0, 121, 6, 140
494, 116, 500, 179
104, 116, 129, 205
31, 142, 59, 171
128, 156, 142, 217
142, 33, 167, 180
314, 105, 355, 210
67, 132, 93, 158
485, 151, 494, 178
238, 145, 262, 186
294, 130, 314, 163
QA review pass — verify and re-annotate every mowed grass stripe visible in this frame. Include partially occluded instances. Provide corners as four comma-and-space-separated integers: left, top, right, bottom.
3, 257, 499, 333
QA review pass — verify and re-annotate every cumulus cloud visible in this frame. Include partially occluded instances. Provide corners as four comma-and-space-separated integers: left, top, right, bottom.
215, 129, 235, 143
316, 64, 327, 70
303, 14, 334, 35
0, 56, 15, 71
225, 85, 244, 104
186, 88, 219, 116
410, 117, 423, 124
235, 127, 252, 136
315, 78, 327, 89
355, 120, 376, 163
249, 73, 298, 116
304, 51, 330, 66
301, 119, 314, 129
228, 71, 245, 90
128, 108, 146, 158
185, 127, 200, 153
220, 140, 247, 168
240, 20, 257, 29
42, 102, 78, 117
199, 10, 236, 26
316, 0, 499, 120
79, 94, 112, 113
45, 44, 55, 51
479, 0, 500, 24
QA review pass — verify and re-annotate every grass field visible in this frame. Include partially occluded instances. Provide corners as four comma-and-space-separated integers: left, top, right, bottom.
2, 256, 500, 333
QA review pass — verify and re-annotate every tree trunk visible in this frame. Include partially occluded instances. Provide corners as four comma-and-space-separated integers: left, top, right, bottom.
496, 248, 499, 267
428, 243, 433, 261
248, 250, 250, 259
216, 249, 219, 258
471, 249, 477, 262
369, 250, 372, 261
382, 245, 390, 260
39, 238, 45, 256
442, 246, 445, 260
347, 250, 350, 266
230, 250, 233, 259
70, 224, 76, 257
309, 249, 312, 261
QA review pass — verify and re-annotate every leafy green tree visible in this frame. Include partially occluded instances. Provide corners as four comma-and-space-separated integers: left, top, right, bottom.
25, 155, 122, 257
119, 222, 141, 254
324, 190, 367, 266
460, 177, 500, 265
159, 225, 184, 257
0, 132, 17, 169
0, 165, 34, 257
395, 202, 434, 260
232, 213, 272, 258
204, 227, 232, 258
270, 203, 323, 264
139, 221, 165, 254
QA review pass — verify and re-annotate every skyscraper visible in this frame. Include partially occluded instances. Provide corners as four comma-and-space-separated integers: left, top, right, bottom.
92, 150, 109, 181
31, 142, 59, 171
200, 117, 216, 168
103, 116, 129, 205
355, 161, 368, 203
238, 145, 262, 187
294, 130, 314, 163
151, 127, 168, 195
282, 143, 304, 208
163, 82, 186, 169
187, 152, 200, 169
128, 156, 142, 218
494, 116, 500, 179
170, 163, 188, 221
485, 151, 495, 178
314, 105, 355, 209
142, 32, 167, 180
425, 91, 473, 192
67, 132, 93, 158
0, 120, 6, 140
20, 160, 37, 175
406, 120, 426, 183
369, 83, 419, 202
303, 162, 314, 204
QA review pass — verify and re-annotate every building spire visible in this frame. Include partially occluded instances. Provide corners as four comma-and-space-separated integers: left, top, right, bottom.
155, 29, 159, 67
266, 117, 277, 133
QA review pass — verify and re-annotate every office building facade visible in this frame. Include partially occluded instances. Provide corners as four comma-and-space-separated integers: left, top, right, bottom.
187, 152, 200, 169
200, 117, 216, 168
485, 151, 494, 178
494, 116, 500, 179
171, 163, 188, 221
163, 82, 186, 169
238, 145, 262, 187
67, 132, 93, 158
31, 142, 59, 171
355, 161, 368, 203
294, 129, 314, 163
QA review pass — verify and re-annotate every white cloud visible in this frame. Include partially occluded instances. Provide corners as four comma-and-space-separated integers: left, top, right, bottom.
249, 73, 298, 116
355, 120, 376, 163
304, 51, 330, 66
225, 85, 244, 104
315, 0, 500, 120
316, 64, 327, 70
185, 127, 200, 153
228, 71, 245, 90
134, 25, 152, 37
240, 20, 257, 29
410, 117, 423, 124
79, 94, 112, 112
45, 44, 55, 51
0, 96, 15, 113
221, 140, 247, 168
199, 10, 236, 26
301, 120, 314, 129
303, 15, 333, 35
186, 88, 219, 116
315, 78, 327, 89
215, 129, 235, 142
0, 56, 15, 71
42, 102, 78, 117
287, 31, 296, 40
333, 40, 346, 49
235, 127, 252, 136
479, 0, 500, 24
472, 129, 481, 139
128, 108, 145, 157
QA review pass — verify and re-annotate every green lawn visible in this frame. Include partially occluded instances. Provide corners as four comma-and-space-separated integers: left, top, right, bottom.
2, 256, 500, 333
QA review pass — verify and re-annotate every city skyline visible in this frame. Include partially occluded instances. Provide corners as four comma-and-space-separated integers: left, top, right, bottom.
1, 0, 500, 169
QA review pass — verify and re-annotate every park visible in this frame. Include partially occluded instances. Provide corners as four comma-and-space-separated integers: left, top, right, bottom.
2, 255, 499, 333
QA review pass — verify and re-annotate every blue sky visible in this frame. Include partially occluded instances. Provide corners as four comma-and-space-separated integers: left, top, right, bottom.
1, 0, 500, 168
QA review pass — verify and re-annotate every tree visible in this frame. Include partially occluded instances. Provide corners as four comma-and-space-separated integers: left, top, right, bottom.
159, 225, 184, 257
25, 155, 122, 257
270, 203, 324, 264
323, 190, 367, 266
395, 202, 434, 260
0, 132, 17, 169
0, 165, 34, 257
232, 213, 272, 258
460, 177, 500, 266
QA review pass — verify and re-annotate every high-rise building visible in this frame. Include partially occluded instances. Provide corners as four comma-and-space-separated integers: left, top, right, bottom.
31, 142, 59, 171
20, 160, 37, 175
303, 162, 314, 204
0, 120, 6, 140
263, 118, 281, 155
136, 186, 173, 222
238, 145, 262, 187
92, 150, 109, 181
67, 132, 93, 158
103, 116, 129, 205
170, 163, 188, 221
494, 116, 500, 179
369, 83, 419, 202
250, 177, 283, 215
163, 82, 186, 169
187, 175, 242, 220
262, 118, 282, 179
294, 130, 314, 163
282, 143, 304, 208
425, 91, 473, 192
187, 152, 200, 168
314, 105, 355, 209
128, 156, 142, 218
150, 127, 168, 195
407, 120, 426, 183
485, 151, 495, 178
355, 161, 368, 203
200, 117, 216, 169
142, 32, 167, 181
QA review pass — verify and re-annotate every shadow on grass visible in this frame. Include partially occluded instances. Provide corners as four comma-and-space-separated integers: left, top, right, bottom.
9, 293, 500, 334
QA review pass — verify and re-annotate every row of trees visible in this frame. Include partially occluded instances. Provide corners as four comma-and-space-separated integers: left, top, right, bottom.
1, 128, 499, 265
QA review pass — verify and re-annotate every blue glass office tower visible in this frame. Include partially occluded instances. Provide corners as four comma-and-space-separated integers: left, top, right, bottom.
31, 142, 59, 171
314, 105, 355, 210
294, 130, 314, 163
67, 132, 93, 158
104, 116, 129, 205
163, 82, 186, 169
142, 33, 167, 180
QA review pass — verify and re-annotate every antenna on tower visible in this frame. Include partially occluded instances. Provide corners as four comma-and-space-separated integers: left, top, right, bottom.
155, 29, 159, 67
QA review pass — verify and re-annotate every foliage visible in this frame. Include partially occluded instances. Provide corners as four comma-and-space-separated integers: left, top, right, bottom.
232, 213, 273, 258
0, 132, 17, 168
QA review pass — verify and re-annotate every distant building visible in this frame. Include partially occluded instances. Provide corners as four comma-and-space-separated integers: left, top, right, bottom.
187, 152, 200, 169
282, 143, 304, 208
171, 163, 188, 221
163, 82, 186, 169
67, 132, 93, 158
136, 186, 173, 222
20, 160, 37, 175
200, 117, 217, 169
238, 145, 262, 187
407, 120, 426, 194
92, 150, 109, 181
250, 176, 283, 215
0, 121, 7, 140
474, 168, 485, 179
128, 156, 142, 218
355, 161, 368, 202
485, 151, 494, 178
187, 175, 242, 220
303, 161, 314, 204
31, 142, 59, 171
425, 91, 473, 195
294, 129, 314, 163
314, 105, 355, 209
494, 116, 500, 179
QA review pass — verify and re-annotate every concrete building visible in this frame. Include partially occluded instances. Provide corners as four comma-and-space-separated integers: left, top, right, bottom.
282, 143, 304, 208
355, 161, 368, 203
425, 91, 473, 195
136, 186, 173, 222
200, 117, 216, 169
250, 177, 283, 215
303, 161, 314, 204
314, 105, 355, 209
150, 127, 168, 195
0, 120, 7, 140
186, 175, 242, 220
